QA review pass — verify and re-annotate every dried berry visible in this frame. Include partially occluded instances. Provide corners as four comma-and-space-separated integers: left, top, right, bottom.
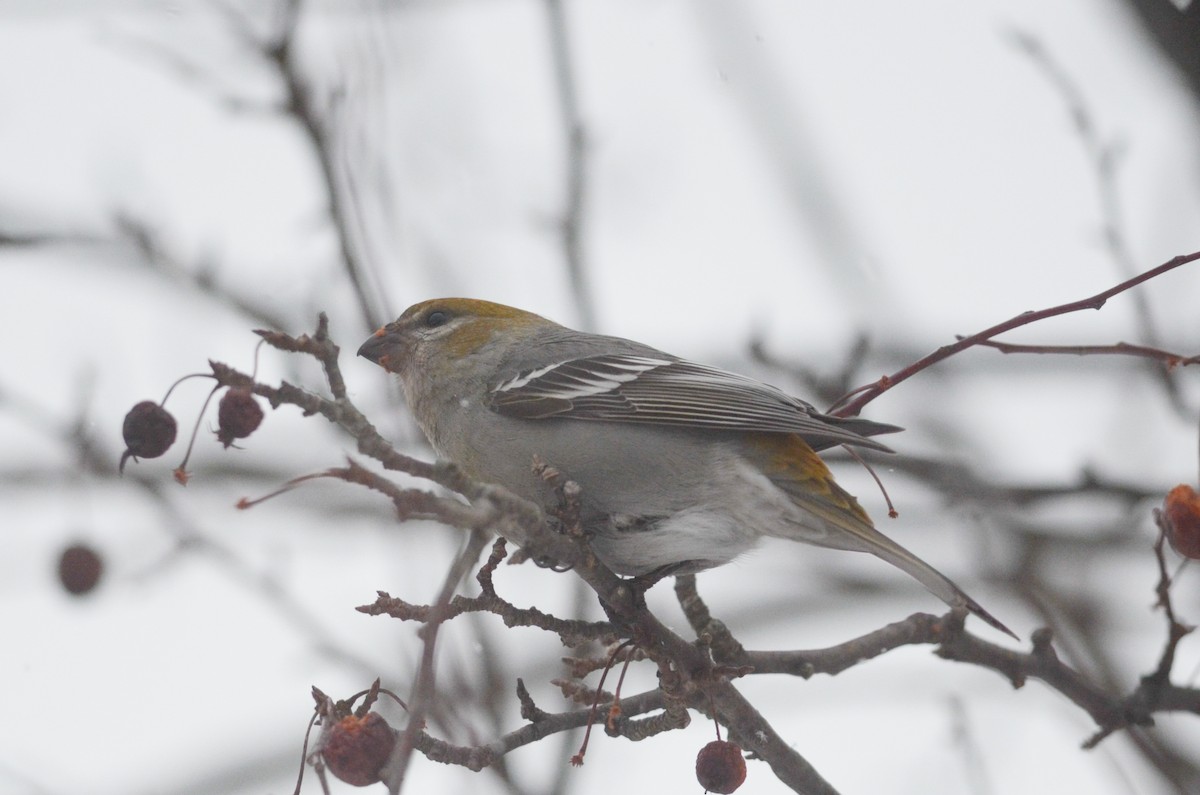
58, 543, 103, 595
1163, 484, 1200, 559
216, 388, 264, 448
695, 740, 746, 794
120, 401, 177, 472
322, 712, 395, 787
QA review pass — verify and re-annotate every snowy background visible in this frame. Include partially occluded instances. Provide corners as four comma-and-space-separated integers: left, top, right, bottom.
3, 1, 1200, 793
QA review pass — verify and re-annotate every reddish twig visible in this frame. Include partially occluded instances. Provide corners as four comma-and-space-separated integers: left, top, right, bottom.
974, 339, 1199, 370
831, 251, 1200, 417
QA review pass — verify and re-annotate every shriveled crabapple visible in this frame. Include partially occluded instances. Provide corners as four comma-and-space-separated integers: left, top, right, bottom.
119, 400, 177, 472
216, 387, 264, 448
695, 739, 747, 794
321, 711, 396, 787
58, 542, 103, 596
298, 681, 407, 791
1163, 484, 1200, 560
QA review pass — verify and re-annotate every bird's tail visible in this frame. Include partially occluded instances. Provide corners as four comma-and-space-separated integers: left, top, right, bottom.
755, 434, 1016, 640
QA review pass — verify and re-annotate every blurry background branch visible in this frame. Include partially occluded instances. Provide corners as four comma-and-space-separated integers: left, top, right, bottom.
1124, 0, 1200, 109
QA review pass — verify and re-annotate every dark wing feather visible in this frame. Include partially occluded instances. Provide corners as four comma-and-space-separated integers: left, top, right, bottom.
488, 354, 900, 452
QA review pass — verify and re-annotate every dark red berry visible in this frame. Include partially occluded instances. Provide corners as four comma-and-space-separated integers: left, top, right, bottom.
696, 740, 746, 794
216, 388, 264, 448
1163, 484, 1200, 559
59, 543, 103, 595
120, 401, 177, 471
322, 712, 395, 787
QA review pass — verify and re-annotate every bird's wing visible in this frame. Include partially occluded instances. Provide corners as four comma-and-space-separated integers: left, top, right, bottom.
487, 353, 899, 451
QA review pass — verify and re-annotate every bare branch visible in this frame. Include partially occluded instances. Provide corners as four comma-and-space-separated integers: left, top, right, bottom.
383, 528, 492, 793
974, 338, 1200, 370
832, 251, 1200, 416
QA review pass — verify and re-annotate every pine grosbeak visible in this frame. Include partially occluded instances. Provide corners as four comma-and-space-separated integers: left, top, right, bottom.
359, 298, 1013, 638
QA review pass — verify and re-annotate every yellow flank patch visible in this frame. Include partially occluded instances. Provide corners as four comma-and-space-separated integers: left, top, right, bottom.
750, 433, 871, 522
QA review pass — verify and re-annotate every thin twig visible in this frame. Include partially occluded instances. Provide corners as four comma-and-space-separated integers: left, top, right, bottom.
383, 528, 492, 793
1006, 29, 1165, 357
831, 251, 1200, 417
1006, 27, 1191, 418
974, 338, 1199, 369
244, 0, 386, 332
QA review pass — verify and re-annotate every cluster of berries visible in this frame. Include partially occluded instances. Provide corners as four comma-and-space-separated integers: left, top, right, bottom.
119, 383, 264, 481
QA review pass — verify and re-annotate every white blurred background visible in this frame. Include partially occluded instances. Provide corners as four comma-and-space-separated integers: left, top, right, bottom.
3, 1, 1200, 793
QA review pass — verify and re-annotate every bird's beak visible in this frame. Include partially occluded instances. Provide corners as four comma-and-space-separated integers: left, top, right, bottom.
357, 327, 400, 371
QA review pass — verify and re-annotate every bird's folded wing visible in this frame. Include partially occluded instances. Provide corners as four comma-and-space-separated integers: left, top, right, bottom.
487, 353, 899, 451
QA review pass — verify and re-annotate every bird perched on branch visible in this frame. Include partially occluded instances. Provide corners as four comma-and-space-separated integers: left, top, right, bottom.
358, 298, 1013, 638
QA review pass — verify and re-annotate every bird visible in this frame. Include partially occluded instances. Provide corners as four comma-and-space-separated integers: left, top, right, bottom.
358, 297, 1014, 638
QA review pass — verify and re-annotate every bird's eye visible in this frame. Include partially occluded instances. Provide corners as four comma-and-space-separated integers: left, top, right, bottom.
425, 310, 449, 328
